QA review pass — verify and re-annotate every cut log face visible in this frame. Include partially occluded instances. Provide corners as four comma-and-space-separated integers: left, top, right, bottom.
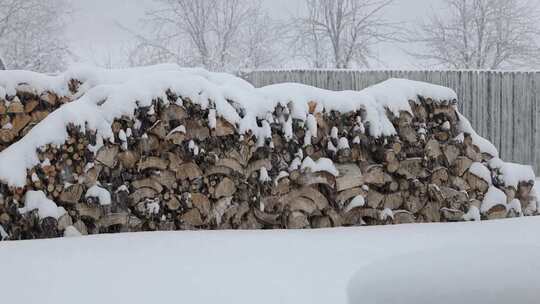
156, 170, 177, 190
397, 158, 428, 179
484, 204, 508, 220
275, 177, 290, 195
287, 211, 309, 229
335, 164, 363, 191
465, 145, 481, 162
149, 120, 167, 139
420, 201, 441, 222
453, 156, 473, 177
440, 186, 468, 210
59, 184, 84, 205
214, 118, 235, 137
160, 104, 187, 123
213, 177, 236, 199
24, 100, 39, 113
464, 171, 489, 194
311, 215, 333, 228
504, 187, 516, 203
363, 165, 385, 186
443, 144, 460, 166
383, 192, 403, 210
284, 187, 329, 211
431, 167, 449, 186
366, 190, 384, 209
191, 193, 211, 217
138, 157, 169, 171
181, 208, 204, 227
165, 196, 181, 211
289, 197, 318, 214
100, 212, 129, 228
96, 145, 119, 168
441, 208, 465, 221
425, 139, 442, 160
399, 126, 417, 144
167, 132, 185, 146
297, 171, 336, 188
393, 210, 415, 224
383, 149, 400, 173
337, 187, 367, 206
7, 101, 24, 113
12, 114, 31, 134
214, 158, 244, 176
76, 203, 103, 222
185, 120, 210, 140
450, 176, 470, 191
246, 159, 272, 177
132, 178, 164, 193
517, 182, 533, 201
433, 106, 457, 122
129, 188, 158, 206
118, 151, 139, 169
175, 162, 203, 181
138, 134, 160, 154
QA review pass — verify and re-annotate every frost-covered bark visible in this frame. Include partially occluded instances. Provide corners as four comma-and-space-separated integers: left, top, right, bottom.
291, 0, 397, 69
125, 0, 283, 71
411, 0, 540, 69
0, 0, 70, 72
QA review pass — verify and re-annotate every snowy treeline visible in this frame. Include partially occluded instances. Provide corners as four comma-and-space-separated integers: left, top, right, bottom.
0, 0, 539, 72
408, 0, 540, 69
0, 0, 70, 72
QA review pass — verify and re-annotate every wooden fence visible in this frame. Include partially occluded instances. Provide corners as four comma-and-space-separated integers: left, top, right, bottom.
240, 70, 540, 173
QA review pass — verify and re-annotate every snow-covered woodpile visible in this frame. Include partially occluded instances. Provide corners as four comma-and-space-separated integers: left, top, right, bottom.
0, 65, 538, 240
0, 85, 76, 152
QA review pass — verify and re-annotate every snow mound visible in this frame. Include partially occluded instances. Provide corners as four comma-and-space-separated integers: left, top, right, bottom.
347, 242, 540, 304
456, 112, 498, 157
469, 162, 493, 185
85, 185, 112, 206
301, 157, 339, 176
481, 186, 507, 214
0, 63, 183, 97
18, 190, 66, 219
489, 158, 535, 188
1, 217, 539, 304
0, 65, 458, 187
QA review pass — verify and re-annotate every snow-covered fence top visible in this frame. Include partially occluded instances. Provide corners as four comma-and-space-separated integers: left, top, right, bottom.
0, 65, 458, 187
240, 69, 540, 173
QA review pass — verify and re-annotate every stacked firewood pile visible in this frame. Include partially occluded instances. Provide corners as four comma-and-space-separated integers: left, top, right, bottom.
0, 85, 537, 240
0, 82, 78, 151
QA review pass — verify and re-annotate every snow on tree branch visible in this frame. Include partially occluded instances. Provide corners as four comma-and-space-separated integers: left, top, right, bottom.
289, 0, 398, 69
123, 0, 284, 71
409, 0, 540, 69
0, 0, 71, 72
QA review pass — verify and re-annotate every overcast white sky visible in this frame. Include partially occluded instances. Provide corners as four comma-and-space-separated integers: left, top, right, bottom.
66, 0, 448, 69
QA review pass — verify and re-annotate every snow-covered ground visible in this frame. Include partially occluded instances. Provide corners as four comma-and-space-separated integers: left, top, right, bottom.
1, 218, 539, 304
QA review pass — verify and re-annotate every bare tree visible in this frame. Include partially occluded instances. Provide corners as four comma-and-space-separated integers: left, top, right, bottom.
0, 0, 70, 72
0, 56, 5, 70
290, 4, 332, 68
291, 0, 396, 69
125, 0, 283, 71
411, 0, 540, 69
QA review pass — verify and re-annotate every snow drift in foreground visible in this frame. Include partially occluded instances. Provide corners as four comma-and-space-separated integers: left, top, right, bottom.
1, 218, 539, 304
